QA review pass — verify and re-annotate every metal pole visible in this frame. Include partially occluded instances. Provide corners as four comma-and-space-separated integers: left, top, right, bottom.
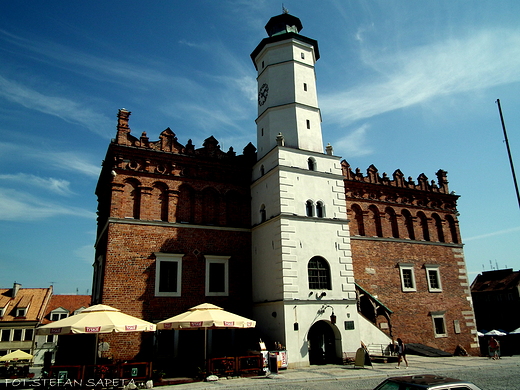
496, 99, 520, 209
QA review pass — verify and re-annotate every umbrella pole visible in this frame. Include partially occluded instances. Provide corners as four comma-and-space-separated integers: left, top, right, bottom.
94, 333, 99, 365
204, 328, 207, 374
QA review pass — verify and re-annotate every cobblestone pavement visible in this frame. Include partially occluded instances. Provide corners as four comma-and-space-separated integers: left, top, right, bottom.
163, 355, 520, 390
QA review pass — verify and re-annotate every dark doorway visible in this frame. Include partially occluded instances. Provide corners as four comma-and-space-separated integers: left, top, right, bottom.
308, 320, 338, 365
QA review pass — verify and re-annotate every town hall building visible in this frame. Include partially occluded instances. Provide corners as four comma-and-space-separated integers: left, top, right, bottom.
92, 12, 479, 374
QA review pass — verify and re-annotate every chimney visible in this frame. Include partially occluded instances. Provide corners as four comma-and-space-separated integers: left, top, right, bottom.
12, 283, 21, 298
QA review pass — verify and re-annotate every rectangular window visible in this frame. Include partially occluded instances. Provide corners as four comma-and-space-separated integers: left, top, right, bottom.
51, 312, 68, 321
303, 83, 307, 91
306, 120, 311, 129
431, 311, 447, 337
24, 329, 34, 341
16, 308, 26, 317
12, 329, 22, 341
205, 256, 229, 296
344, 321, 355, 330
301, 52, 305, 59
399, 264, 416, 292
1, 329, 10, 342
425, 265, 442, 292
46, 334, 57, 343
154, 253, 183, 297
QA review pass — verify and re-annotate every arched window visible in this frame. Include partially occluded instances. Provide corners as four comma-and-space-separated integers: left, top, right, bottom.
124, 179, 141, 219
351, 204, 365, 236
385, 207, 399, 238
308, 157, 316, 171
306, 200, 314, 217
368, 205, 383, 237
225, 190, 244, 227
153, 182, 169, 222
402, 209, 415, 240
432, 213, 445, 242
260, 204, 266, 223
308, 256, 331, 290
201, 187, 220, 225
177, 184, 195, 223
445, 215, 459, 244
316, 201, 324, 218
417, 212, 430, 241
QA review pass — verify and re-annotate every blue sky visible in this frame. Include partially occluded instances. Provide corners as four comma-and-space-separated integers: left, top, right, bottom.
1, 1, 519, 294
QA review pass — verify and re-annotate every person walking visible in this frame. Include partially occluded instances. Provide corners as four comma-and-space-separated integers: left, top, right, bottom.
488, 337, 500, 360
396, 338, 409, 368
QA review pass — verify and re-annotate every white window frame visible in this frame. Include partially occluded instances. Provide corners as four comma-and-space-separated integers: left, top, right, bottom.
50, 308, 69, 321
425, 264, 442, 292
1, 329, 11, 342
155, 253, 183, 297
205, 256, 229, 296
431, 311, 448, 338
398, 263, 416, 292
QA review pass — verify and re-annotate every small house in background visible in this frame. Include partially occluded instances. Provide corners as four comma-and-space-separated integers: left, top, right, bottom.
35, 294, 91, 368
0, 283, 52, 359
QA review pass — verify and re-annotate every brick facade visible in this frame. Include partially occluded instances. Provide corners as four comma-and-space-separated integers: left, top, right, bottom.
93, 110, 255, 362
343, 161, 479, 355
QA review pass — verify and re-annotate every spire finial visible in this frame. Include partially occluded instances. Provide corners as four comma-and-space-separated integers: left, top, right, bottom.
282, 4, 289, 14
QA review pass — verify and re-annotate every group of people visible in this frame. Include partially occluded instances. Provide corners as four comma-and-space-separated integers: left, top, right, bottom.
393, 336, 502, 366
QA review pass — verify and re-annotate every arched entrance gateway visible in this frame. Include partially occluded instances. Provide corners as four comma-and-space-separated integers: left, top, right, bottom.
308, 320, 342, 365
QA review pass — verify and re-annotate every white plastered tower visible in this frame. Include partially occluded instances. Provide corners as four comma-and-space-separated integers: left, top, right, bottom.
250, 12, 360, 368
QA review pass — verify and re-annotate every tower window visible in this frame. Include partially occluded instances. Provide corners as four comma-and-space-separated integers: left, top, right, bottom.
306, 120, 310, 129
308, 257, 331, 290
303, 83, 307, 91
306, 200, 314, 217
262, 61, 264, 68
301, 52, 305, 59
307, 157, 316, 171
260, 204, 266, 223
316, 201, 324, 218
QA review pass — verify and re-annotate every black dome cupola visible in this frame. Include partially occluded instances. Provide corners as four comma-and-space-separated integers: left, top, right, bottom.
265, 13, 303, 37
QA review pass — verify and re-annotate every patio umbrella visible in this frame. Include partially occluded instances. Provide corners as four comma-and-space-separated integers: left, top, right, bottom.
36, 304, 156, 363
0, 349, 33, 362
484, 329, 507, 336
157, 303, 256, 330
157, 303, 255, 365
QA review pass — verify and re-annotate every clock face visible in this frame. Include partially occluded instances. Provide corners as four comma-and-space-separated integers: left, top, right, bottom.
258, 83, 269, 106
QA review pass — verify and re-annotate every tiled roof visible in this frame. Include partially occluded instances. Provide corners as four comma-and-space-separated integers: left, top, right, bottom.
0, 287, 53, 322
42, 295, 91, 324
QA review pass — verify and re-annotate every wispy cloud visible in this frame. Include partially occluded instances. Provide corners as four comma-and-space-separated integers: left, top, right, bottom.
74, 243, 95, 265
331, 123, 374, 158
0, 173, 73, 196
0, 188, 95, 221
464, 226, 520, 242
0, 75, 112, 138
0, 142, 100, 178
321, 28, 520, 125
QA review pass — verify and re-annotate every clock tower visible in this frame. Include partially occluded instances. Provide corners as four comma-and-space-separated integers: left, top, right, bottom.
250, 12, 360, 368
251, 12, 323, 160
